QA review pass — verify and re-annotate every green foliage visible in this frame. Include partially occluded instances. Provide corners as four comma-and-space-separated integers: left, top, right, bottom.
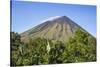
11, 32, 23, 66
64, 29, 96, 62
11, 29, 96, 66
48, 41, 65, 64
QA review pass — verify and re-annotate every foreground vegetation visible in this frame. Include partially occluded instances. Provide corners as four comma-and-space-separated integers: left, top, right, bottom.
11, 29, 96, 66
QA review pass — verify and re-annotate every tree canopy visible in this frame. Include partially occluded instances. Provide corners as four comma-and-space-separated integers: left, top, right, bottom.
11, 29, 96, 66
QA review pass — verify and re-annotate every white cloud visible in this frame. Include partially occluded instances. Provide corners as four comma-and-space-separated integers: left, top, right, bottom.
41, 16, 61, 22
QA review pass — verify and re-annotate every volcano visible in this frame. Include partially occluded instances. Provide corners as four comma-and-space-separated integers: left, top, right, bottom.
20, 16, 89, 42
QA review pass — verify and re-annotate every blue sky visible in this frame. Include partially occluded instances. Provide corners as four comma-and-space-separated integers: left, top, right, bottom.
11, 1, 96, 37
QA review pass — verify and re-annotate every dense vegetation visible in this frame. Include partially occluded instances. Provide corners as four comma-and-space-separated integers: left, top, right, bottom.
11, 29, 96, 66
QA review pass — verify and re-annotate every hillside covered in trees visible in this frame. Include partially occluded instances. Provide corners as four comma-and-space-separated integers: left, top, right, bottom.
11, 29, 96, 66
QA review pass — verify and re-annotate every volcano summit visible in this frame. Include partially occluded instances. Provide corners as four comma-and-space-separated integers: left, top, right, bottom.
21, 16, 90, 42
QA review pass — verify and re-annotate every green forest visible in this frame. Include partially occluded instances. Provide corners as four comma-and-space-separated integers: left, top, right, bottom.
11, 29, 96, 66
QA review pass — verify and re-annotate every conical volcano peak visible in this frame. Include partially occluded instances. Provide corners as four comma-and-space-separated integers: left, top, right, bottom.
57, 16, 71, 20
47, 15, 73, 24
59, 16, 67, 18
49, 16, 68, 20
41, 16, 69, 23
21, 15, 83, 42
